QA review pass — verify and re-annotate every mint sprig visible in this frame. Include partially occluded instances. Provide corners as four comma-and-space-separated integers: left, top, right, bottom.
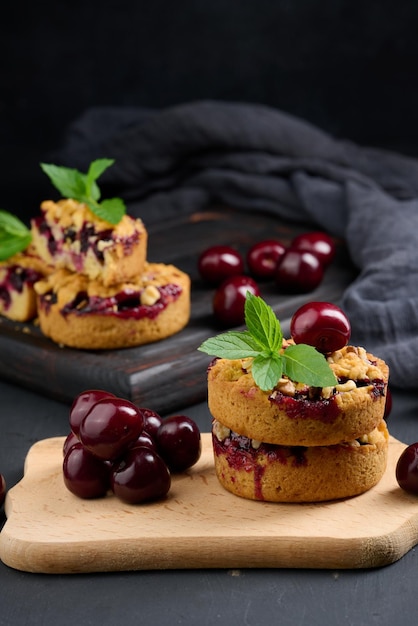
40, 159, 126, 225
198, 292, 337, 391
0, 210, 32, 261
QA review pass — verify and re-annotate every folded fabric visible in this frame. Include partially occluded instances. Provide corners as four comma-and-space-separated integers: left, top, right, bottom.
56, 100, 418, 389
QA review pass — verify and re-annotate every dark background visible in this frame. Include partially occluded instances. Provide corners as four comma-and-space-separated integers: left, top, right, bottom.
2, 0, 418, 219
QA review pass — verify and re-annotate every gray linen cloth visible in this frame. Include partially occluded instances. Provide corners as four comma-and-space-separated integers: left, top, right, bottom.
56, 100, 418, 389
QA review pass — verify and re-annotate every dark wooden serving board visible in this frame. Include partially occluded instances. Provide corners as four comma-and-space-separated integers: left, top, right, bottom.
0, 208, 357, 413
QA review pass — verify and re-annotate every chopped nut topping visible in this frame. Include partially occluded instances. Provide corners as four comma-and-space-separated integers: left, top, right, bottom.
345, 346, 359, 354
241, 358, 253, 373
321, 386, 335, 399
358, 428, 384, 445
327, 345, 383, 381
140, 285, 160, 306
96, 240, 114, 252
213, 420, 231, 442
34, 281, 50, 296
277, 377, 296, 396
335, 379, 356, 393
72, 210, 84, 230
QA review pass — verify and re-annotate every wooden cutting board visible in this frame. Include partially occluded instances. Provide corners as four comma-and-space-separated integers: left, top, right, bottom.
1, 434, 417, 573
0, 208, 357, 413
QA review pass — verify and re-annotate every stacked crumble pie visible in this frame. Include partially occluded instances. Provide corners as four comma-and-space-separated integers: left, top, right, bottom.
208, 343, 389, 502
0, 198, 190, 349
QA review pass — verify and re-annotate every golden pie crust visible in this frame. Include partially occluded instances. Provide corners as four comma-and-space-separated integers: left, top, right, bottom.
35, 262, 190, 349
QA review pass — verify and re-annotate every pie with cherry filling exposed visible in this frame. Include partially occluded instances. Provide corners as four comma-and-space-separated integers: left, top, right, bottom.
199, 294, 390, 503
35, 262, 191, 350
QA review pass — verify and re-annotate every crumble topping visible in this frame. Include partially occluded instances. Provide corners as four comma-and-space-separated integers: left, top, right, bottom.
140, 285, 160, 306
214, 342, 387, 401
212, 419, 386, 448
327, 345, 382, 380
40, 199, 142, 237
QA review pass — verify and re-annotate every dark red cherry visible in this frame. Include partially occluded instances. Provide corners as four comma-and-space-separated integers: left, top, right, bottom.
63, 431, 80, 457
140, 408, 163, 440
396, 443, 418, 495
0, 473, 6, 506
246, 239, 286, 279
130, 430, 157, 452
156, 415, 201, 472
79, 397, 145, 460
69, 389, 116, 437
275, 249, 324, 293
290, 302, 351, 353
291, 231, 336, 267
198, 245, 244, 285
111, 447, 171, 504
63, 443, 110, 499
213, 275, 260, 326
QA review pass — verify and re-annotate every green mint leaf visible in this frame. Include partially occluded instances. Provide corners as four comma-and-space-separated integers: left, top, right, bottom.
0, 210, 29, 235
198, 330, 261, 359
0, 234, 32, 261
40, 159, 126, 224
90, 198, 126, 225
244, 292, 282, 352
85, 158, 115, 201
251, 353, 283, 391
282, 343, 337, 387
198, 292, 338, 391
40, 163, 86, 199
86, 180, 101, 203
0, 210, 32, 261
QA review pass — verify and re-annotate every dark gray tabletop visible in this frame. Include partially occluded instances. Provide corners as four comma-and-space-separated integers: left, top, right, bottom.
1, 379, 418, 626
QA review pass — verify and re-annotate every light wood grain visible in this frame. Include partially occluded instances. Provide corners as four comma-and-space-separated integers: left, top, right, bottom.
1, 434, 417, 573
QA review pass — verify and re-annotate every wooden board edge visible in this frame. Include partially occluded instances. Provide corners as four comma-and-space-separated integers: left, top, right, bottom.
1, 526, 416, 574
1, 436, 418, 574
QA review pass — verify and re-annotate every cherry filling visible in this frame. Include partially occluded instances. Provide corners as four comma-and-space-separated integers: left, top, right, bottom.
213, 430, 307, 500
34, 216, 139, 265
213, 430, 307, 467
33, 216, 58, 255
0, 287, 11, 309
268, 377, 386, 423
269, 392, 340, 423
39, 284, 182, 320
365, 379, 386, 399
0, 266, 43, 310
213, 427, 374, 499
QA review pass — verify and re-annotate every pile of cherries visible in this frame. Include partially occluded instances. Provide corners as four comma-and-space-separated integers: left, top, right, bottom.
63, 390, 201, 504
198, 231, 336, 326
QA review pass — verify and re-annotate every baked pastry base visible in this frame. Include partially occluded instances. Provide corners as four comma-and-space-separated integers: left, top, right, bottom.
35, 262, 190, 349
208, 349, 389, 447
212, 420, 389, 503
